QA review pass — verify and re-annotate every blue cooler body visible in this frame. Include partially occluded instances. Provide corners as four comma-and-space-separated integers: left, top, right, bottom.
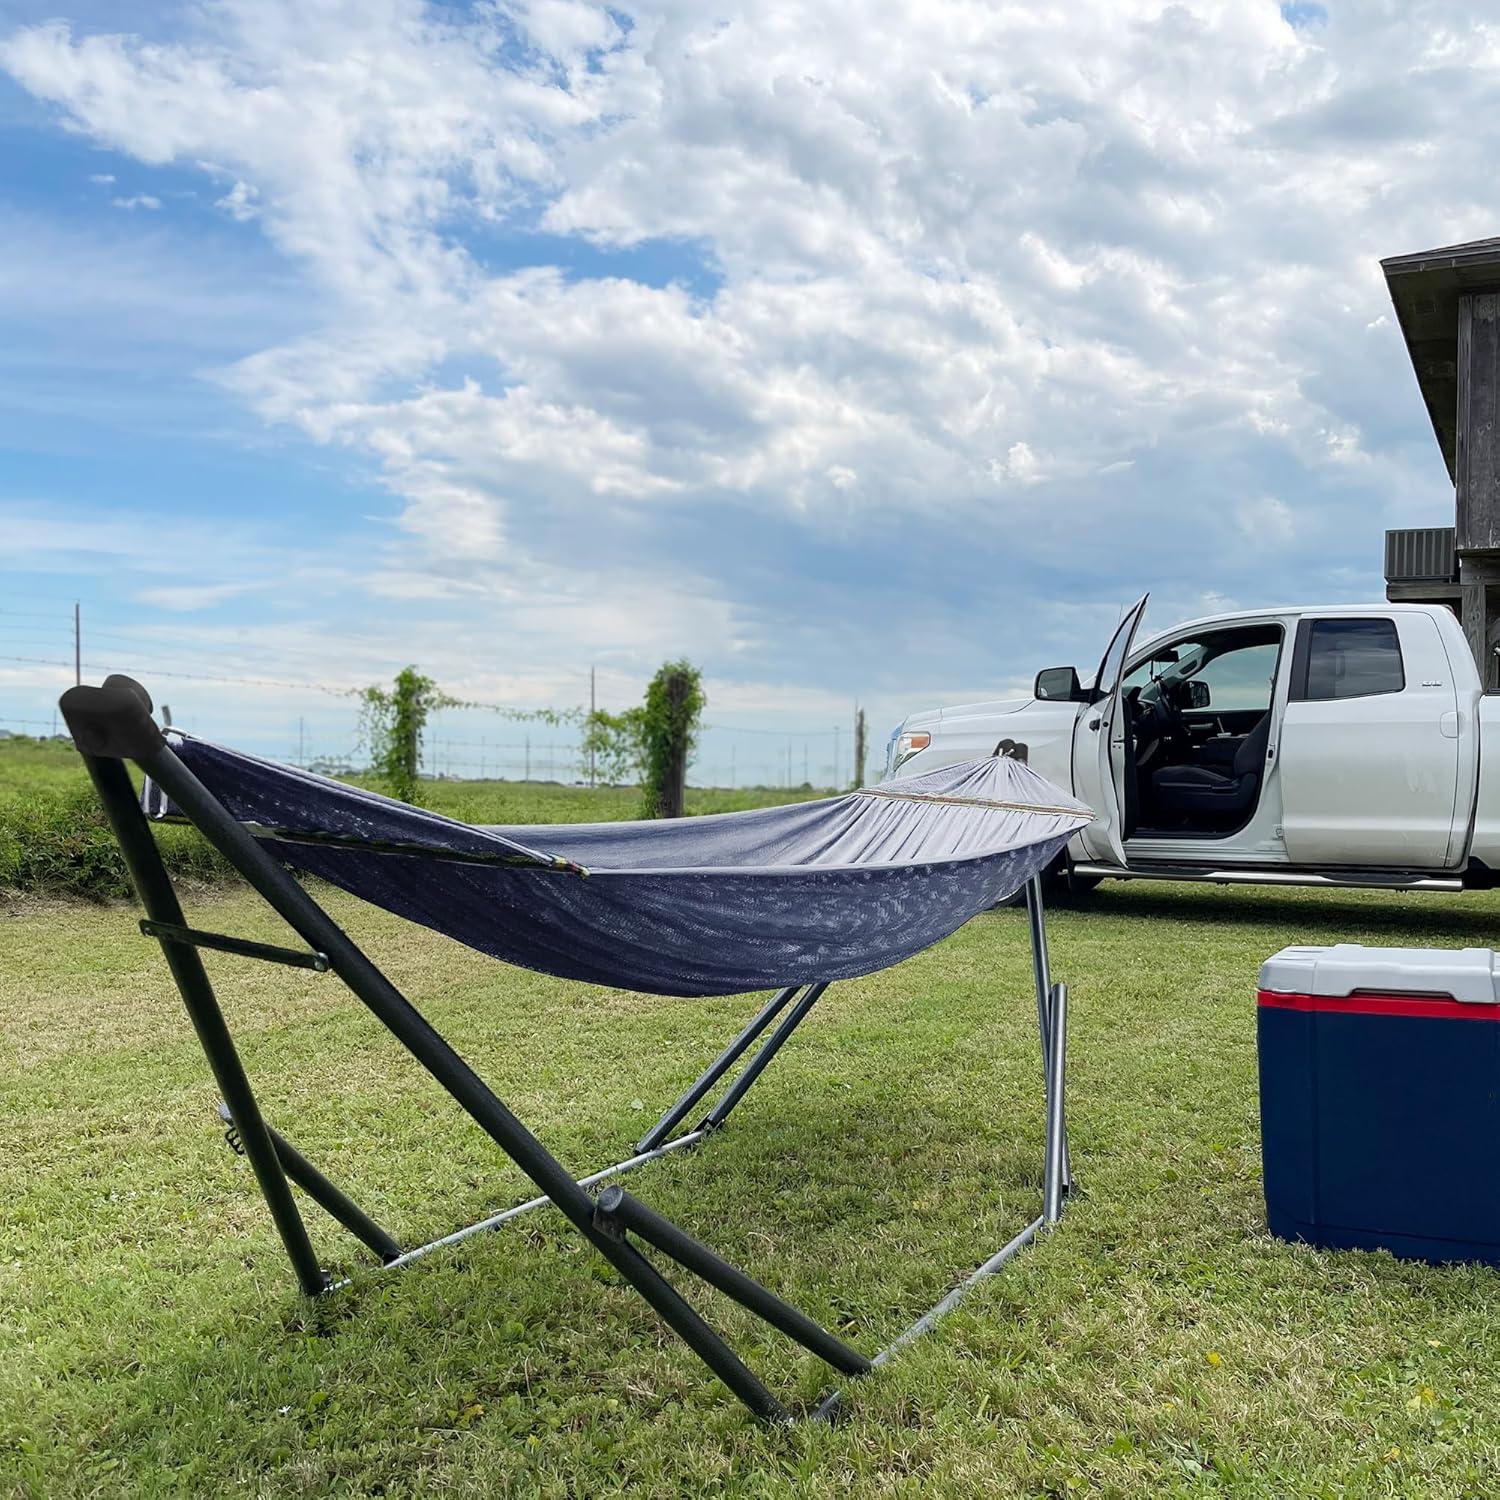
1258, 944, 1500, 1265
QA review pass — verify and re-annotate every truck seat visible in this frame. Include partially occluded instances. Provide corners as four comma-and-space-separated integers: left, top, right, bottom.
1151, 711, 1271, 823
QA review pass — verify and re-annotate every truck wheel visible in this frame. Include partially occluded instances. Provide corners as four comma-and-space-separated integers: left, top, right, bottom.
1059, 865, 1102, 897
993, 859, 1098, 908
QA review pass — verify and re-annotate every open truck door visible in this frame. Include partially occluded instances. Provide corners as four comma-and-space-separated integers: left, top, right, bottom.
1072, 595, 1150, 866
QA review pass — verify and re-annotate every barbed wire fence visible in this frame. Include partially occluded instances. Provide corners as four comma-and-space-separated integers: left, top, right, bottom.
0, 607, 874, 790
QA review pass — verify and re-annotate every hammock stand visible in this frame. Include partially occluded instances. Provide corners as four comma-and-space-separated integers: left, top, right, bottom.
61, 675, 1083, 1423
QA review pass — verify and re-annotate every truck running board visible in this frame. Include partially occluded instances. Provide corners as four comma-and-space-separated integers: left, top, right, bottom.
1071, 863, 1464, 893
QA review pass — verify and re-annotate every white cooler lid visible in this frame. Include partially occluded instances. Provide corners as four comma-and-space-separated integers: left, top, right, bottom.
1259, 944, 1500, 1004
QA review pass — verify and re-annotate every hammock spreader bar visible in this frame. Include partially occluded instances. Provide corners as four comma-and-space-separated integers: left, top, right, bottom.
60, 674, 1079, 1423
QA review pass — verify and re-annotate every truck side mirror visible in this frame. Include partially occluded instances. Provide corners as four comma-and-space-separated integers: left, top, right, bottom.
1186, 680, 1211, 709
1035, 666, 1083, 702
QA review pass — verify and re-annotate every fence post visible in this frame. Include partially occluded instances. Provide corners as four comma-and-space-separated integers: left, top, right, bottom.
661, 670, 689, 818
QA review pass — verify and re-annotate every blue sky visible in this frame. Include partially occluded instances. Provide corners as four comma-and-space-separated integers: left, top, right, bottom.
0, 0, 1489, 781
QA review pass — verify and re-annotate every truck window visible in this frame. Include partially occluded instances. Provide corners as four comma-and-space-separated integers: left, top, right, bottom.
1193, 640, 1280, 709
1292, 618, 1405, 702
1124, 632, 1280, 710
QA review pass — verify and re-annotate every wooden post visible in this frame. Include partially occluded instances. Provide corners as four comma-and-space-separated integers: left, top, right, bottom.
853, 707, 866, 789
661, 670, 689, 818
1457, 292, 1500, 689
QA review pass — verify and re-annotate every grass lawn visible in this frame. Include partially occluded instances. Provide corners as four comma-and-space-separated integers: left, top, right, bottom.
6, 868, 1500, 1495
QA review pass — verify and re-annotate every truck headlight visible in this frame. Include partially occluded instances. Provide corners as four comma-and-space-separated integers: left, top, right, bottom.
890, 729, 931, 774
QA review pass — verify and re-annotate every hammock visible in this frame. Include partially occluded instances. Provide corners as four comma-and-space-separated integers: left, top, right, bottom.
147, 736, 1092, 997
61, 673, 1090, 1423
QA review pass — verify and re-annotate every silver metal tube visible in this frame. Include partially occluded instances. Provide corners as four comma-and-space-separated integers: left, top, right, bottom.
872, 1216, 1043, 1365
1042, 983, 1069, 1225
328, 1130, 708, 1286
811, 1215, 1043, 1421
1024, 876, 1070, 1189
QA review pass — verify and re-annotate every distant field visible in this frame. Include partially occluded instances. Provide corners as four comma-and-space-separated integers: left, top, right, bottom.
0, 734, 83, 800
0, 735, 823, 899
7, 873, 1500, 1495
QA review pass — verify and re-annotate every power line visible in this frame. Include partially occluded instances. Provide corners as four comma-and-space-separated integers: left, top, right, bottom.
0, 654, 351, 695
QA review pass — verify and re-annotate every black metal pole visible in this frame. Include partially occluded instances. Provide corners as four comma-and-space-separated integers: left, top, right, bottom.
78, 752, 328, 1297
217, 1103, 401, 1263
137, 740, 787, 1421
597, 1187, 871, 1376
701, 982, 829, 1131
638, 986, 801, 1153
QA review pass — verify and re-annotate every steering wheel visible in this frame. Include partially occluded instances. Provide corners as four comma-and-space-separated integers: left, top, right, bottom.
1133, 681, 1191, 770
1153, 679, 1196, 749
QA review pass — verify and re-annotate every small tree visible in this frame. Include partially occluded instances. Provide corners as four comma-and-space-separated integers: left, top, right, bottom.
580, 705, 647, 786
359, 667, 457, 803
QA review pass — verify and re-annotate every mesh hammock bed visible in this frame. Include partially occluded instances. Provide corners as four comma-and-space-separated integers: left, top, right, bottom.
147, 735, 1094, 997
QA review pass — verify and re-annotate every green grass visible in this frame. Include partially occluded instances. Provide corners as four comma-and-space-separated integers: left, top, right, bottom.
7, 863, 1500, 1495
0, 735, 81, 799
0, 735, 822, 899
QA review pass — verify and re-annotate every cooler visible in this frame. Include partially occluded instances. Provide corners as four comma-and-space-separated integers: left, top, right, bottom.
1258, 943, 1500, 1265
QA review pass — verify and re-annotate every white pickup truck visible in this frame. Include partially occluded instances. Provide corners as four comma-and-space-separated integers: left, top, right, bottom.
885, 597, 1500, 893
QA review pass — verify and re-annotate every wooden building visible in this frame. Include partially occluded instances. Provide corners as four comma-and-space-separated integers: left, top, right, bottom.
1384, 238, 1500, 691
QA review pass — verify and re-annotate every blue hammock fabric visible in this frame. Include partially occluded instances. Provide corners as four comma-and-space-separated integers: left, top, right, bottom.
152, 737, 1093, 997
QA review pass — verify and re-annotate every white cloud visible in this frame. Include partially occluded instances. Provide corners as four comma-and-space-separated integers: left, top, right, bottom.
4, 0, 1499, 721
1236, 495, 1297, 546
215, 179, 258, 221
110, 193, 160, 210
134, 581, 261, 611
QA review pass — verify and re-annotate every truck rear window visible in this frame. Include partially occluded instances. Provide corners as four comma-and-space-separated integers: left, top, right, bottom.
1293, 618, 1405, 701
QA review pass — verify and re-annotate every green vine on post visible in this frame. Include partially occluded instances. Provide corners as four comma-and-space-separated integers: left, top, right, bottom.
359, 667, 459, 804
639, 660, 705, 818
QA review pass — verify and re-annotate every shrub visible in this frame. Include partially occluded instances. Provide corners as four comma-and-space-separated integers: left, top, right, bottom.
0, 785, 229, 901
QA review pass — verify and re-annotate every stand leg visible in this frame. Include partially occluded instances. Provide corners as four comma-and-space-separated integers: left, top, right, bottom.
80, 753, 327, 1297
638, 986, 801, 1152
217, 1103, 402, 1263
1025, 876, 1070, 1190
700, 982, 828, 1131
595, 1187, 870, 1376
1042, 983, 1069, 1225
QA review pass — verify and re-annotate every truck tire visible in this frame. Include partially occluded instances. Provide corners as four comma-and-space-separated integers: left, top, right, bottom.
992, 857, 1099, 907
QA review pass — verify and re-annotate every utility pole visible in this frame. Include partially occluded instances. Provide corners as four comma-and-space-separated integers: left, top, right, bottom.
854, 705, 867, 789
589, 665, 597, 788
73, 601, 81, 685
730, 744, 736, 789
525, 734, 531, 781
786, 737, 792, 788
803, 743, 808, 785
297, 716, 306, 766
834, 724, 840, 790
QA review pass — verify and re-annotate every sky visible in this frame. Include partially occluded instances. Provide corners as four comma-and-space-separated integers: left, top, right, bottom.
0, 0, 1492, 784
